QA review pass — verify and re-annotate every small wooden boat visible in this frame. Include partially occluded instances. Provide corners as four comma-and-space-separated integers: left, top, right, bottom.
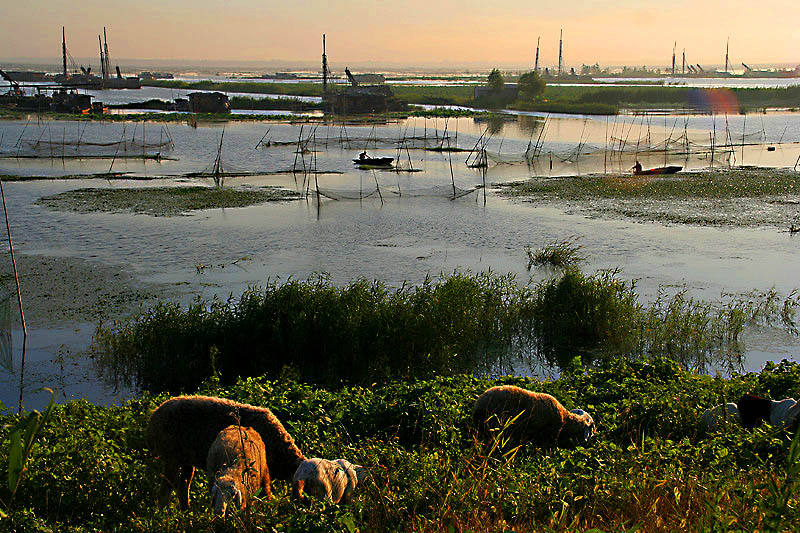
634, 165, 682, 176
353, 156, 394, 167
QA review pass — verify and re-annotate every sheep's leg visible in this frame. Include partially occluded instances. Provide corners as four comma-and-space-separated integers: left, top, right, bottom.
177, 465, 196, 510
261, 473, 272, 499
157, 462, 180, 508
292, 479, 308, 504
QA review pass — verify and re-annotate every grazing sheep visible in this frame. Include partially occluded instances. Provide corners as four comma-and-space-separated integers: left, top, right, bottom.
292, 458, 368, 504
472, 385, 596, 447
698, 403, 741, 432
737, 394, 800, 429
207, 425, 271, 516
147, 395, 305, 509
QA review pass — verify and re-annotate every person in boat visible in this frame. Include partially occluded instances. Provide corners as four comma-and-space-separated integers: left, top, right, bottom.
632, 160, 642, 174
359, 151, 368, 161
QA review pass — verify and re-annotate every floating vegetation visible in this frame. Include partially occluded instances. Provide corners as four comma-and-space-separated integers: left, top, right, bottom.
35, 186, 300, 217
502, 168, 800, 227
525, 237, 585, 270
93, 270, 800, 393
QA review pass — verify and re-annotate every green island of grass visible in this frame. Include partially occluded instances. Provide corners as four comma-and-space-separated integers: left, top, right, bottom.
35, 185, 301, 216
501, 167, 800, 227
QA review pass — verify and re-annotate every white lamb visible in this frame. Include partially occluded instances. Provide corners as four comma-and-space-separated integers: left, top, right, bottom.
292, 458, 367, 504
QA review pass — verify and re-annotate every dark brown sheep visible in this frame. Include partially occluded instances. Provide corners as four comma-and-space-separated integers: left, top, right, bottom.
207, 425, 270, 515
147, 395, 305, 509
473, 385, 596, 447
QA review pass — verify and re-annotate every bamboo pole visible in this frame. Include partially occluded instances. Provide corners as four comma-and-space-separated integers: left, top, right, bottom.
0, 176, 27, 414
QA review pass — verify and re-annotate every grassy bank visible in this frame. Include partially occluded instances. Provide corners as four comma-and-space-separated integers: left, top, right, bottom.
3, 358, 800, 531
501, 168, 800, 227
0, 109, 316, 123
141, 80, 800, 113
93, 269, 798, 393
36, 186, 301, 216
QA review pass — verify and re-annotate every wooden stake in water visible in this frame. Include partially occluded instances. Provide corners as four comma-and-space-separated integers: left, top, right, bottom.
741, 114, 746, 165
0, 176, 28, 414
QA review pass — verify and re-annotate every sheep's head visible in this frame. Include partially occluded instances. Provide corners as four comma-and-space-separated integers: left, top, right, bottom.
211, 478, 243, 516
567, 409, 597, 442
737, 394, 771, 429
353, 464, 369, 486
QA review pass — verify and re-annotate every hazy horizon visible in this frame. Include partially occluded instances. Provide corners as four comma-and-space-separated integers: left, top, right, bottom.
2, 1, 798, 71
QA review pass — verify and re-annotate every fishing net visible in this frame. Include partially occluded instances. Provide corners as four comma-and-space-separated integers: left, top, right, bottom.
317, 184, 477, 201
0, 287, 12, 372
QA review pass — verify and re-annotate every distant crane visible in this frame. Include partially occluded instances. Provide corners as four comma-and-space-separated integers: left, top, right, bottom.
724, 37, 730, 73
534, 36, 540, 72
0, 69, 22, 96
322, 34, 329, 94
557, 29, 563, 76
345, 67, 358, 87
672, 42, 676, 75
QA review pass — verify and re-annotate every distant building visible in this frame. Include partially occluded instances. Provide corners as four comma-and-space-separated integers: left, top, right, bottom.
188, 92, 230, 113
473, 83, 519, 101
351, 73, 385, 85
324, 85, 407, 114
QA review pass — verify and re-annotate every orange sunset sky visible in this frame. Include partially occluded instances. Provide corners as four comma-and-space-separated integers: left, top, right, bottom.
1, 0, 798, 69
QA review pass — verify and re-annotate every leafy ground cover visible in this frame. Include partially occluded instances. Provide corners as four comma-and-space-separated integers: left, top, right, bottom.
2, 358, 800, 531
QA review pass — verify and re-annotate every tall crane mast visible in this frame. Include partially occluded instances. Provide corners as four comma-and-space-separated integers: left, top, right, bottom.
557, 29, 563, 76
534, 36, 540, 72
62, 27, 68, 78
103, 28, 111, 80
322, 34, 329, 94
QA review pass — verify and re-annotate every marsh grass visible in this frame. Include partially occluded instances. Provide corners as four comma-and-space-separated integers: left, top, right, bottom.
94, 270, 800, 393
525, 237, 585, 270
503, 168, 800, 227
35, 186, 300, 216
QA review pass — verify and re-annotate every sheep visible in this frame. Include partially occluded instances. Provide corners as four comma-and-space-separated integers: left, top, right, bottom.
207, 425, 271, 516
698, 403, 741, 432
147, 395, 305, 509
291, 458, 368, 505
737, 394, 800, 430
472, 385, 596, 447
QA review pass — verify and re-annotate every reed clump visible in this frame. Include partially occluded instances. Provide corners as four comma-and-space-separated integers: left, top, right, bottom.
94, 272, 527, 393
94, 270, 800, 393
525, 237, 585, 269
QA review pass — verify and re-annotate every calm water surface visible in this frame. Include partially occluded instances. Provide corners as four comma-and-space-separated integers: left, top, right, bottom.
0, 114, 798, 409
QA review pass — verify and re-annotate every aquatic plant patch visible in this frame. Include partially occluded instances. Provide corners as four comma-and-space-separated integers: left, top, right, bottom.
35, 185, 301, 216
501, 168, 800, 227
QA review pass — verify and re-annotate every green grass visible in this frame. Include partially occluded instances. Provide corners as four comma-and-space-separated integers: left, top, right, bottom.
525, 237, 585, 269
93, 269, 799, 393
505, 168, 800, 201
35, 186, 300, 216
3, 358, 800, 531
502, 168, 800, 227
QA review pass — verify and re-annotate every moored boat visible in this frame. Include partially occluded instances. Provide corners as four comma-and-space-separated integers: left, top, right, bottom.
634, 165, 682, 176
353, 156, 394, 167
